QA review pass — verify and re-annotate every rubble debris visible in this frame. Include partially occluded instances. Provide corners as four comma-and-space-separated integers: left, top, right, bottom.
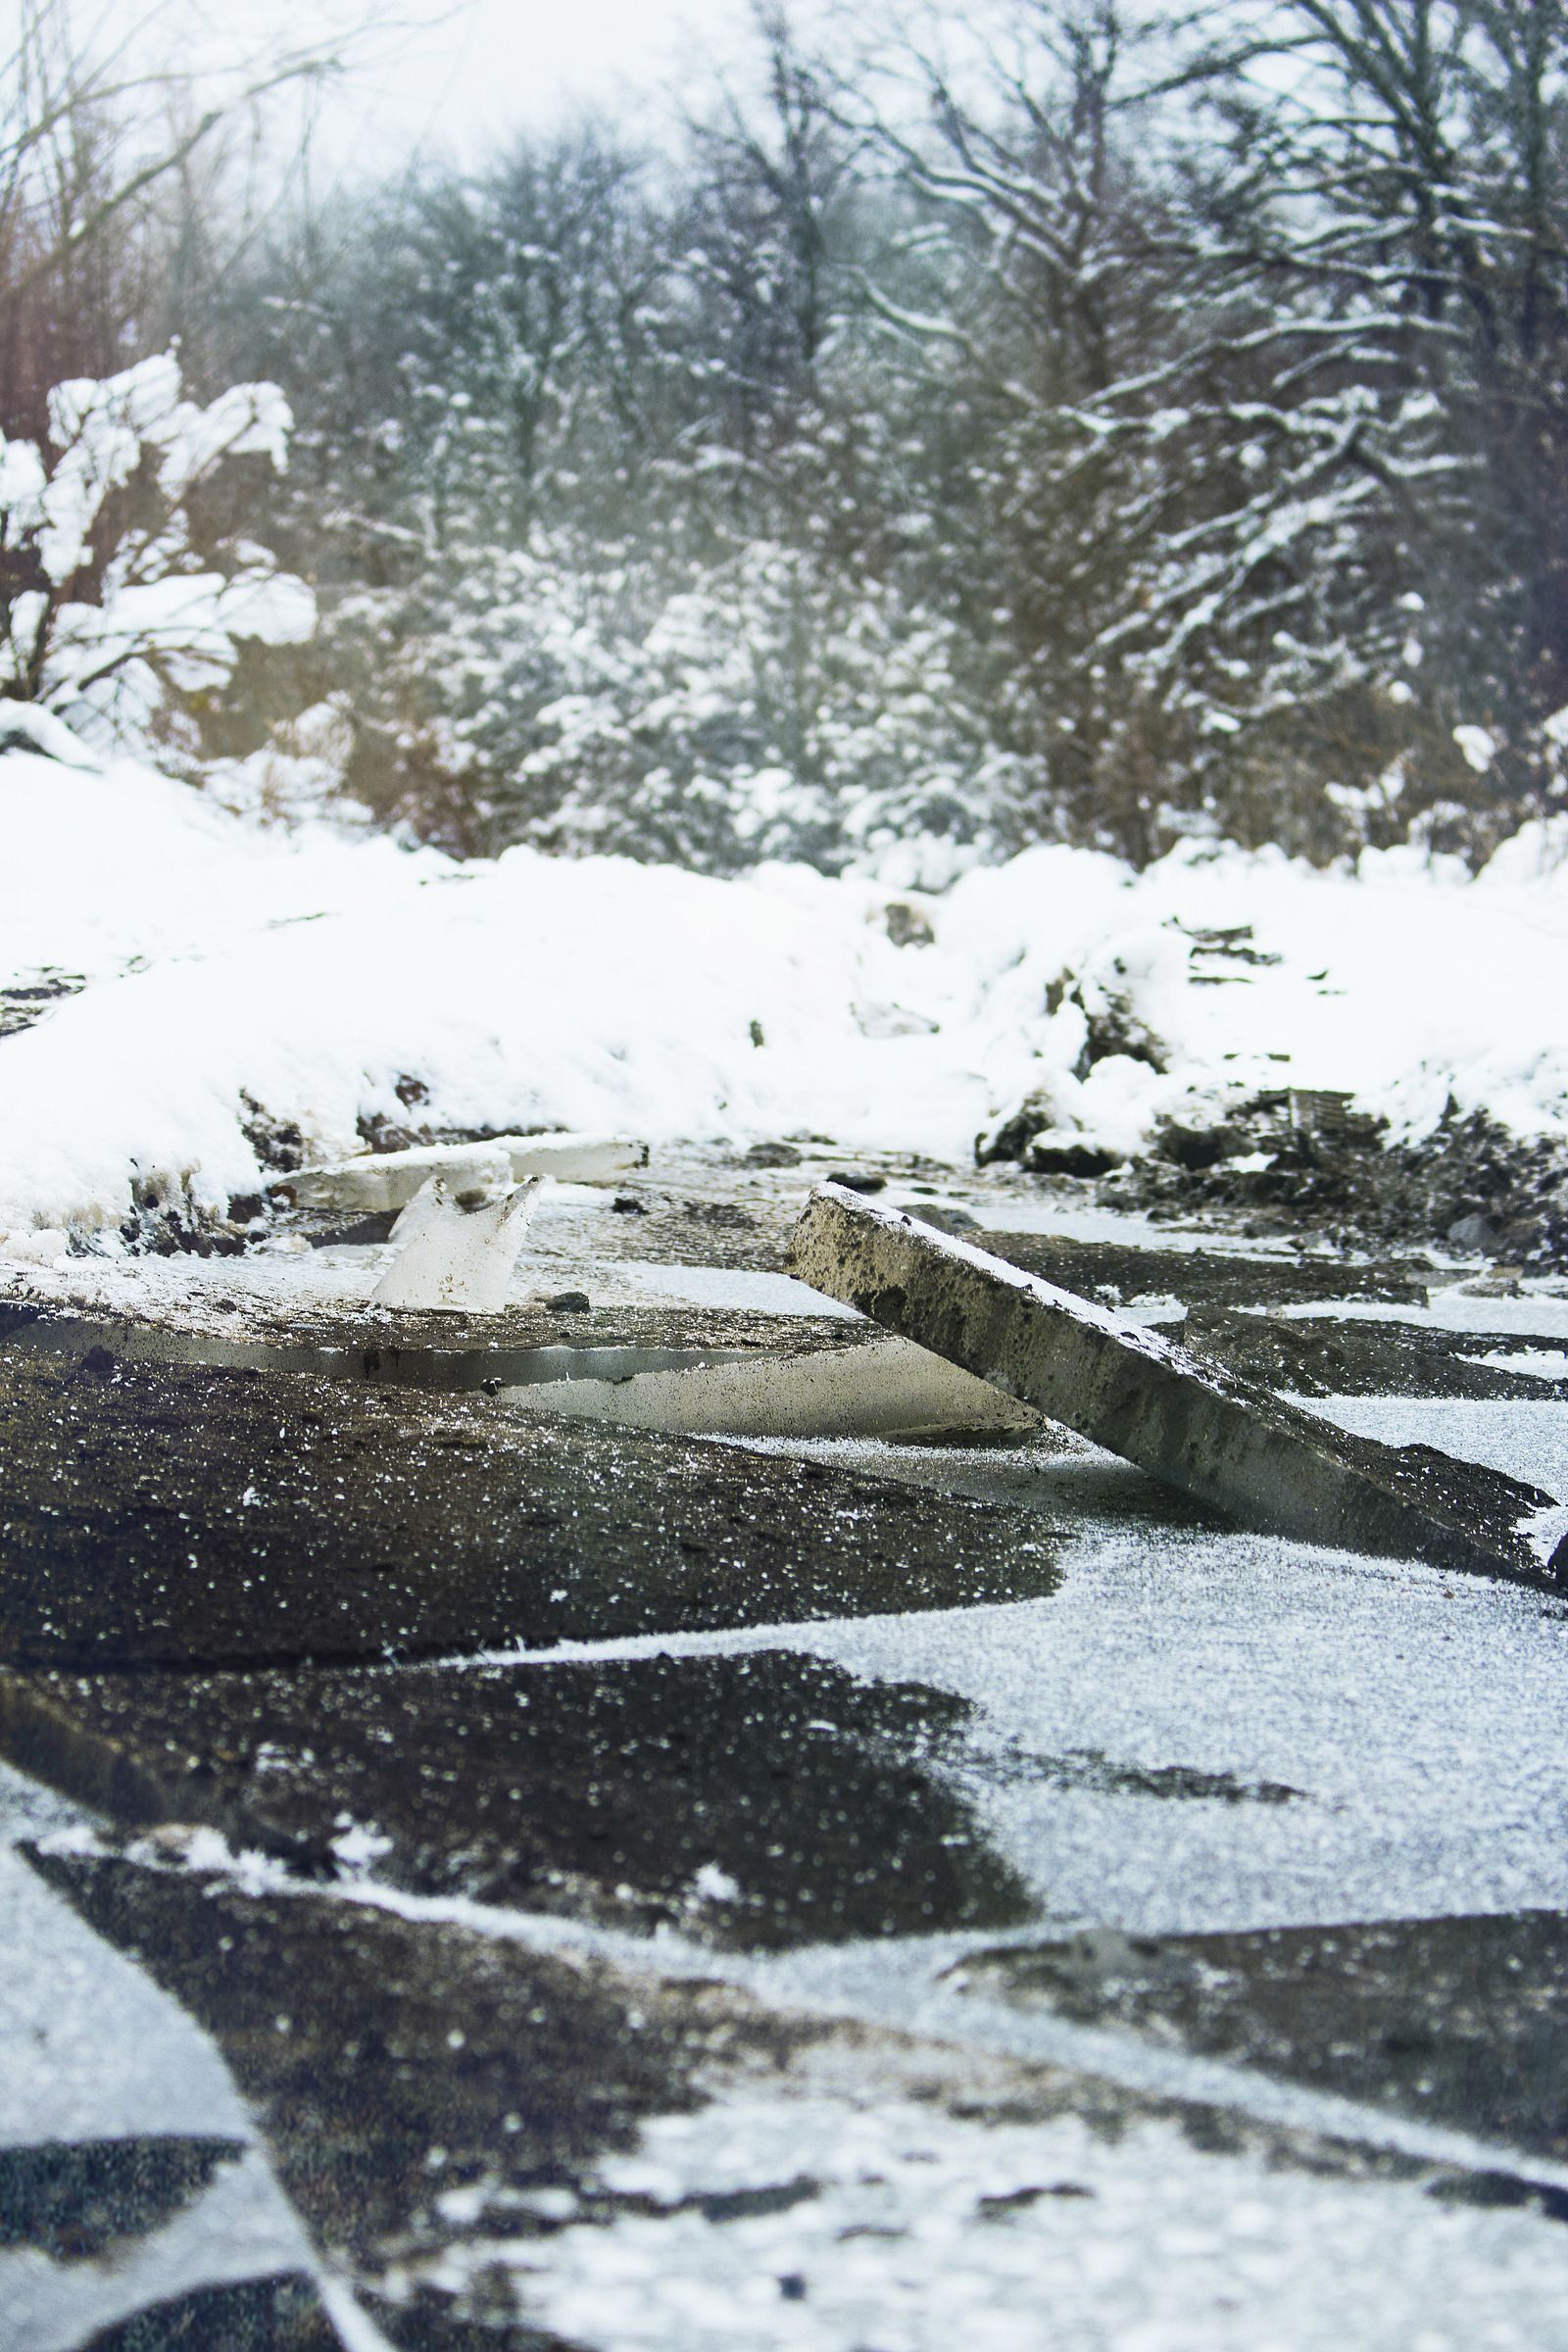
292, 1131, 647, 1215
788, 1186, 1566, 1587
974, 1084, 1127, 1177
885, 901, 935, 948
1091, 1097, 1568, 1270
1290, 1088, 1354, 1135
370, 1176, 540, 1313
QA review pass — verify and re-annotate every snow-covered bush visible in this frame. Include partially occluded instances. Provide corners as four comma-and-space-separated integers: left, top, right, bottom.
320, 523, 1016, 876
0, 353, 315, 752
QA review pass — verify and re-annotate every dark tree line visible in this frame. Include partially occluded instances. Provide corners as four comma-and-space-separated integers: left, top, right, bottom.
8, 1, 1568, 875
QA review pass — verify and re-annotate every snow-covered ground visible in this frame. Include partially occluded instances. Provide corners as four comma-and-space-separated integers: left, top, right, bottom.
3, 738, 1568, 1244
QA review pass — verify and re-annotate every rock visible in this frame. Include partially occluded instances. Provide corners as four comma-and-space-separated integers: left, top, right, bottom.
1158, 1123, 1246, 1172
546, 1291, 591, 1312
1447, 1212, 1500, 1253
975, 1089, 1059, 1167
743, 1142, 802, 1167
787, 1185, 1565, 1588
370, 1178, 541, 1313
885, 902, 935, 949
1025, 1139, 1124, 1178
852, 1002, 940, 1039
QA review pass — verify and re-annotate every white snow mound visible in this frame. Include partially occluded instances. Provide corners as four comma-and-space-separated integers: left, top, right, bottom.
2, 736, 1567, 1238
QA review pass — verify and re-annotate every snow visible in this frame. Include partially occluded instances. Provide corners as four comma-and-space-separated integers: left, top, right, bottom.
449, 2088, 1568, 2352
0, 1763, 317, 2352
2, 730, 1568, 1242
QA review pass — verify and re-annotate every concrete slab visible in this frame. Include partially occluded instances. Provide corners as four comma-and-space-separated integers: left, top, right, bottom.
499, 1335, 1040, 1441
293, 1132, 647, 1214
370, 1176, 541, 1313
30, 1848, 1568, 2351
5, 1648, 1036, 1946
953, 1912, 1568, 2163
0, 1347, 1062, 1674
787, 1186, 1565, 1587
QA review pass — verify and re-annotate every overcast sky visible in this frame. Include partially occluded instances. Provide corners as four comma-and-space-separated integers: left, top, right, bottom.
93, 0, 815, 175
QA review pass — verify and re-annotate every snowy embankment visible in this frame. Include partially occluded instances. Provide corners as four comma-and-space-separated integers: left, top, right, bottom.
3, 735, 1567, 1242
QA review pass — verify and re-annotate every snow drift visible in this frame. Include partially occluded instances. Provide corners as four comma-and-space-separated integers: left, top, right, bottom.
2, 733, 1567, 1245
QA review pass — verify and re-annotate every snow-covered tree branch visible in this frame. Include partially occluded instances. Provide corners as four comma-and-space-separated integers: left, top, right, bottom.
0, 351, 314, 750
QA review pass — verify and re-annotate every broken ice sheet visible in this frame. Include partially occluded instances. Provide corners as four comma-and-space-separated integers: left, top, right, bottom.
370, 1174, 541, 1312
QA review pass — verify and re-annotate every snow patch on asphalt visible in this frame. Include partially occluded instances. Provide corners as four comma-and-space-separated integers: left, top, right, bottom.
431, 2085, 1568, 2352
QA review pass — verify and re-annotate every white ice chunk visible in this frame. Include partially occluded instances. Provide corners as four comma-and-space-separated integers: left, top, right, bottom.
370, 1176, 541, 1311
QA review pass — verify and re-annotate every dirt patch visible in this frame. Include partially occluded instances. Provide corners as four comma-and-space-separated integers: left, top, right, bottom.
1103, 1100, 1568, 1268
1185, 1309, 1568, 1399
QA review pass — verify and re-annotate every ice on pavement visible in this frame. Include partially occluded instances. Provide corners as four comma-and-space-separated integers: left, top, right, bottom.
5, 732, 1568, 1238
6, 2146, 316, 2352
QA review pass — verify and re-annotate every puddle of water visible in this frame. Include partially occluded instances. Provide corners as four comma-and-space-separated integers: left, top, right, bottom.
0, 1309, 754, 1394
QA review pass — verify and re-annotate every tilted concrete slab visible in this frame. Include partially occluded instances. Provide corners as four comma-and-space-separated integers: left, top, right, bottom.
788, 1185, 1567, 1587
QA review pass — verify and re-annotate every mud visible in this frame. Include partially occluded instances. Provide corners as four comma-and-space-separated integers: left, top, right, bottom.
954, 1913, 1568, 2161
9, 1651, 1035, 1947
967, 1233, 1440, 1312
0, 1346, 1060, 1671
